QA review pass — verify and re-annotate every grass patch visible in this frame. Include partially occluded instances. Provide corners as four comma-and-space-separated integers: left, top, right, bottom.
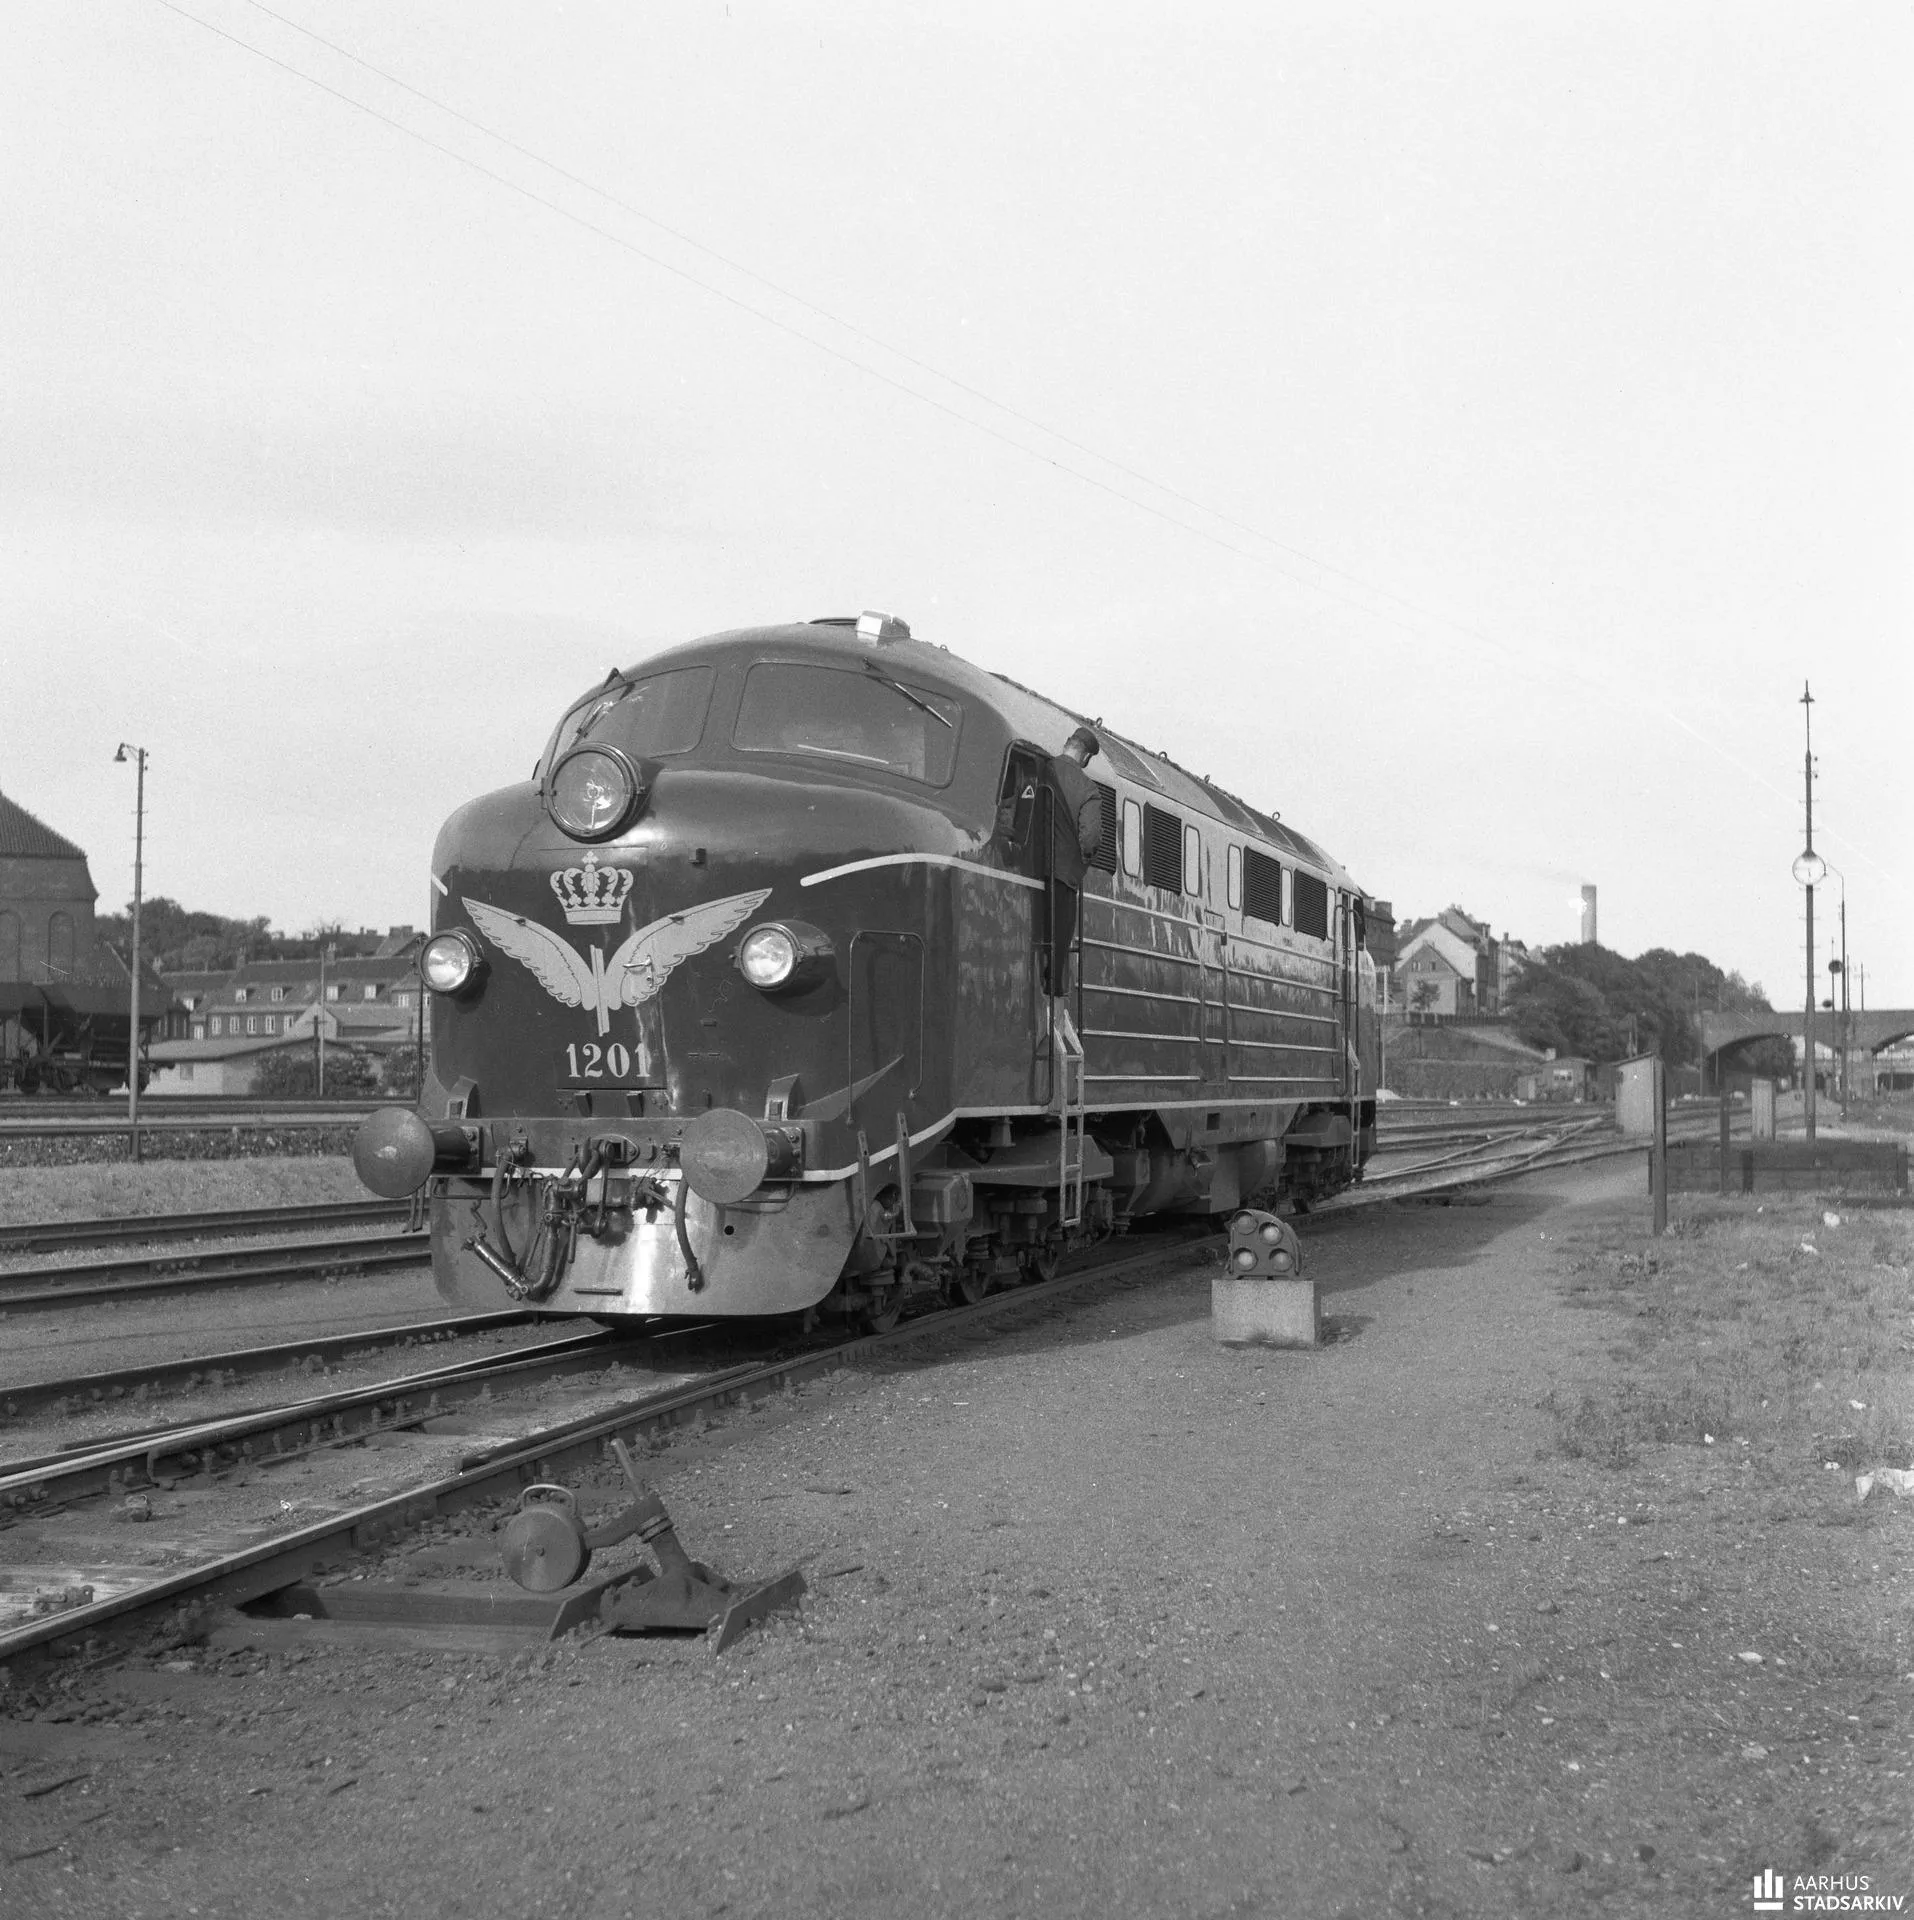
0, 1156, 370, 1226
1544, 1195, 1914, 1472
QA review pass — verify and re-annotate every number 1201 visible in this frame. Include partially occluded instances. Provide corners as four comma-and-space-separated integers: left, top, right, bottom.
563, 1042, 635, 1081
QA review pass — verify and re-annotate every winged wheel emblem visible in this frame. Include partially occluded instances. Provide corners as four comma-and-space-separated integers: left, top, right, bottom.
462, 888, 772, 1041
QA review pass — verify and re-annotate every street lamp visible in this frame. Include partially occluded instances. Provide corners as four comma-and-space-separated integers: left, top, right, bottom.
114, 743, 147, 1162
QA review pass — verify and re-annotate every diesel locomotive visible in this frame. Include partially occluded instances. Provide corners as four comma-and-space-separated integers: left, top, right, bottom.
353, 612, 1381, 1327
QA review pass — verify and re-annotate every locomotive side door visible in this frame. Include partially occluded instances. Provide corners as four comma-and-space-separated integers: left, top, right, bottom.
1338, 892, 1360, 1099
847, 931, 924, 1142
995, 743, 1080, 1104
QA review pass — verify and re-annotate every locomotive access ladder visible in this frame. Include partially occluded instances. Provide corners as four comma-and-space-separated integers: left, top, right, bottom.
1053, 1004, 1086, 1229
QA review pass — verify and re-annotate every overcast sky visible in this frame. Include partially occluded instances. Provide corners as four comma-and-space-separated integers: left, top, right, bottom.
5, 2, 1908, 1007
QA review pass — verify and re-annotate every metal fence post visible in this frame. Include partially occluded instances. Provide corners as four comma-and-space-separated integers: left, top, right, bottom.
1651, 1056, 1668, 1236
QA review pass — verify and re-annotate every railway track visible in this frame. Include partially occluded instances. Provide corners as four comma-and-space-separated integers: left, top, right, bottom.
0, 1097, 377, 1120
0, 1110, 372, 1141
0, 1198, 405, 1256
0, 1320, 646, 1510
0, 1309, 542, 1425
0, 1130, 1694, 1666
0, 1236, 1213, 1664
0, 1229, 427, 1311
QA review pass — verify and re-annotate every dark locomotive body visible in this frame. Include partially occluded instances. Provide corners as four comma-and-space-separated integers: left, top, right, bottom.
355, 615, 1380, 1324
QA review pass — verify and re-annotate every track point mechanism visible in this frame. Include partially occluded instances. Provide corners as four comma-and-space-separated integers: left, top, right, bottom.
500, 1439, 805, 1649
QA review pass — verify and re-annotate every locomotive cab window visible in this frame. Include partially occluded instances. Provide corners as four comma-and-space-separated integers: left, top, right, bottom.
1226, 843, 1243, 910
546, 664, 715, 772
996, 746, 1046, 848
1120, 798, 1143, 878
734, 662, 961, 785
1183, 823, 1202, 897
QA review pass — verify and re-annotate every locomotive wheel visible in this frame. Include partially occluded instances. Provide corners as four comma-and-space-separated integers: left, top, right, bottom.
861, 1288, 904, 1334
946, 1267, 991, 1307
1024, 1242, 1062, 1284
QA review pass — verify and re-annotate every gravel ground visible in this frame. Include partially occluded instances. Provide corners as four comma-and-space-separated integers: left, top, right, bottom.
2, 1162, 1909, 1918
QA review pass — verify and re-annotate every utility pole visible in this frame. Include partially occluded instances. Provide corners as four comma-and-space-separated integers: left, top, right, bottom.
114, 744, 147, 1162
316, 941, 335, 1097
1795, 684, 1818, 1142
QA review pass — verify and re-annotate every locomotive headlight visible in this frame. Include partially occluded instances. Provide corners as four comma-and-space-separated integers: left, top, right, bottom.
548, 744, 640, 841
738, 925, 798, 988
736, 920, 834, 993
420, 929, 482, 995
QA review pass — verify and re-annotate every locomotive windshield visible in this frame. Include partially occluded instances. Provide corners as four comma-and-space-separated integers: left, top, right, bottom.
544, 665, 715, 772
732, 662, 961, 785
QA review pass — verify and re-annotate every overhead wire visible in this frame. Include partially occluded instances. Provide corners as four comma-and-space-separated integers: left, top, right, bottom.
148, 0, 1897, 887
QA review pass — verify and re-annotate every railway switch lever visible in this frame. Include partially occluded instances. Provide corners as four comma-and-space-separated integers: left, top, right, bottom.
500, 1441, 805, 1650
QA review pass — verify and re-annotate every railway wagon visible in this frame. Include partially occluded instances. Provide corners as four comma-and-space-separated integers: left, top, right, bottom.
353, 613, 1381, 1326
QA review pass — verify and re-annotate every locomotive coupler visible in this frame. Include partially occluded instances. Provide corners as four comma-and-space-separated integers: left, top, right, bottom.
500, 1440, 805, 1650
468, 1137, 672, 1300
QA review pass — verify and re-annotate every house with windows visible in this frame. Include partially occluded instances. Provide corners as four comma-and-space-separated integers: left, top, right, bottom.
1393, 906, 1523, 1017
146, 930, 424, 1094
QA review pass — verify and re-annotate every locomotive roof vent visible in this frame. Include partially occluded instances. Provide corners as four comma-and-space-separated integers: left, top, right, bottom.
811, 611, 911, 644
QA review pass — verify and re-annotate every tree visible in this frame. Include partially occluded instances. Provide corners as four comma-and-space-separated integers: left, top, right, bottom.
1505, 940, 1790, 1072
378, 1044, 424, 1100
1410, 980, 1440, 1013
98, 901, 406, 974
251, 1046, 381, 1100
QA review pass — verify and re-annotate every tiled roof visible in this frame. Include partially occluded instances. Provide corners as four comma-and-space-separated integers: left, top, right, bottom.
225, 955, 419, 985
0, 790, 88, 862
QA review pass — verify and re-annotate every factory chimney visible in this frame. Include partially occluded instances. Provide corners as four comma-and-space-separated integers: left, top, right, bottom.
1580, 885, 1598, 946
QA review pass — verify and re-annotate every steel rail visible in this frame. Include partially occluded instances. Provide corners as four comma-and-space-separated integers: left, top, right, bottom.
0, 1309, 542, 1425
0, 1231, 428, 1311
0, 1325, 638, 1506
0, 1113, 371, 1140
1319, 1134, 1644, 1211
0, 1233, 1223, 1664
1365, 1116, 1613, 1180
0, 1098, 376, 1119
0, 1199, 407, 1256
0, 1129, 1740, 1663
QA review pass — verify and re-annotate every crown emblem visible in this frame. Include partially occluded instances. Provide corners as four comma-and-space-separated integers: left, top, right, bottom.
550, 851, 635, 926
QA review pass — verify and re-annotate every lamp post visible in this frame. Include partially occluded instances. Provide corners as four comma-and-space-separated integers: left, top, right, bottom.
113, 743, 147, 1162
1792, 682, 1823, 1143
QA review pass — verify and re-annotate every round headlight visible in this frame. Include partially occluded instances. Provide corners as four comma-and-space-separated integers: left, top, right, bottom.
549, 745, 639, 841
421, 930, 480, 994
738, 924, 798, 989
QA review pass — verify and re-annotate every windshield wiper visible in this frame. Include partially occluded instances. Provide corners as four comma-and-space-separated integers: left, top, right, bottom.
863, 661, 955, 729
573, 669, 635, 743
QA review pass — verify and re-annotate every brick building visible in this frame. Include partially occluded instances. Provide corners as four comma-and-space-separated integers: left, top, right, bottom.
0, 787, 167, 1089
